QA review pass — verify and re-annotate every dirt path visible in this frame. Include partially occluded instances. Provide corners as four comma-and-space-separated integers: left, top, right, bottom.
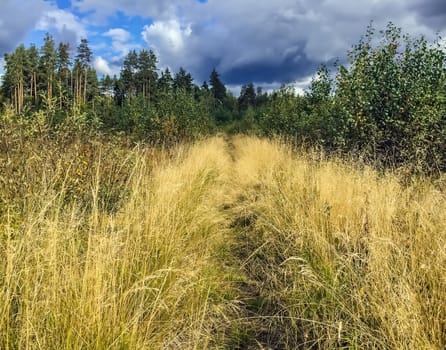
218, 136, 289, 350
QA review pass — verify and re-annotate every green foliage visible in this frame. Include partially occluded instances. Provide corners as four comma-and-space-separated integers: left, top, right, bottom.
225, 105, 260, 135
259, 87, 306, 137
336, 23, 446, 172
210, 68, 227, 102
173, 67, 193, 93
1, 24, 445, 172
238, 83, 256, 111
254, 23, 446, 173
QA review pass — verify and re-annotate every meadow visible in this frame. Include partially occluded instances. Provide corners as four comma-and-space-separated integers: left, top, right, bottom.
0, 132, 445, 349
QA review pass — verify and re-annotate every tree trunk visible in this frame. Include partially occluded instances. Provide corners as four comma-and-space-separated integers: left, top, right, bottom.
30, 75, 33, 101
59, 78, 63, 110
14, 86, 18, 113
34, 72, 37, 103
19, 78, 23, 114
84, 69, 87, 105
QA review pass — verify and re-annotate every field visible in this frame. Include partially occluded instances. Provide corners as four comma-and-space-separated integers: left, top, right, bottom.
1, 134, 445, 349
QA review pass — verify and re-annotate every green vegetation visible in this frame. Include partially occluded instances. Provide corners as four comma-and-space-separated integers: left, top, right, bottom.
259, 23, 446, 173
0, 23, 445, 349
1, 23, 445, 171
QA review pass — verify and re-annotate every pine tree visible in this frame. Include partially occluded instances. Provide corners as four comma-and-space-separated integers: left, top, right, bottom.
74, 38, 92, 106
27, 44, 39, 104
209, 68, 226, 102
120, 50, 138, 101
173, 67, 193, 92
137, 49, 158, 102
113, 75, 125, 107
86, 67, 99, 111
201, 81, 209, 91
255, 86, 268, 106
40, 33, 57, 108
56, 42, 71, 109
3, 45, 28, 113
158, 68, 174, 93
100, 75, 114, 95
238, 82, 256, 110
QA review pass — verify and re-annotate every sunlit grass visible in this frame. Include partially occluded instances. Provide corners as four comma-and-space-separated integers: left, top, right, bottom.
0, 136, 234, 349
0, 133, 444, 349
229, 136, 446, 349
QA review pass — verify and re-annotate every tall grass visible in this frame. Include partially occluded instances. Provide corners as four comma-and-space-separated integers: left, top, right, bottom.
0, 135, 234, 349
229, 136, 446, 349
1, 132, 445, 349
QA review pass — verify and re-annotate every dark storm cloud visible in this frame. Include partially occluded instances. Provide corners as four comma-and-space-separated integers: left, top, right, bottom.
409, 0, 446, 30
410, 0, 446, 18
141, 0, 435, 87
222, 50, 319, 86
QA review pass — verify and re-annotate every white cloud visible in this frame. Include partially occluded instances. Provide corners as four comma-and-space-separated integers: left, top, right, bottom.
226, 76, 311, 96
37, 8, 88, 46
142, 20, 192, 53
292, 76, 314, 95
93, 56, 113, 76
103, 28, 139, 58
104, 28, 131, 42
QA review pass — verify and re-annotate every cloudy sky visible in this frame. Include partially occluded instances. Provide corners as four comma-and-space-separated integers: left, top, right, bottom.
1, 0, 446, 92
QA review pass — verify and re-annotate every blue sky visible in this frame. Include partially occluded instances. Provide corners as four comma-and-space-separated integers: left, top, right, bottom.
1, 0, 446, 93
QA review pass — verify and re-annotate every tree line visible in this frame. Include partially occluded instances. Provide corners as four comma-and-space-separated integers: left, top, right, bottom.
1, 23, 445, 172
1, 32, 271, 140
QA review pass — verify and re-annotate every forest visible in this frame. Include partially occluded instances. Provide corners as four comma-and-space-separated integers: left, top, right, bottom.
0, 23, 445, 349
1, 23, 445, 173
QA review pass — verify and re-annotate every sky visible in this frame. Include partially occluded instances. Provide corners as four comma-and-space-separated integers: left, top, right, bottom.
1, 0, 446, 94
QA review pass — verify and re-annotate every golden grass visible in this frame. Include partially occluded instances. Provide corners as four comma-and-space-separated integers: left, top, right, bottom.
0, 136, 234, 349
0, 134, 445, 349
229, 136, 446, 349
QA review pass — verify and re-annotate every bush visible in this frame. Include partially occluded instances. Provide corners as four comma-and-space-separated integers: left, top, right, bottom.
336, 23, 446, 172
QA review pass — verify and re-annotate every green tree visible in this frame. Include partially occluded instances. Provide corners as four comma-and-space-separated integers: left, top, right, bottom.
158, 68, 174, 93
56, 42, 71, 109
201, 80, 209, 92
173, 67, 193, 93
27, 44, 40, 104
2, 44, 29, 113
238, 82, 256, 110
305, 65, 346, 147
100, 75, 114, 95
260, 87, 305, 137
74, 38, 92, 106
120, 50, 138, 101
255, 86, 268, 106
209, 68, 226, 103
40, 33, 57, 108
137, 49, 158, 102
336, 22, 446, 171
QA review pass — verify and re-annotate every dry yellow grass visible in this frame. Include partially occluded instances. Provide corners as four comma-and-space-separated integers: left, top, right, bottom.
0, 137, 234, 349
0, 134, 445, 349
229, 136, 446, 349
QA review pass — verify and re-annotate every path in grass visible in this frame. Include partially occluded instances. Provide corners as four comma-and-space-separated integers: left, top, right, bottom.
2, 134, 443, 349
216, 135, 290, 349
